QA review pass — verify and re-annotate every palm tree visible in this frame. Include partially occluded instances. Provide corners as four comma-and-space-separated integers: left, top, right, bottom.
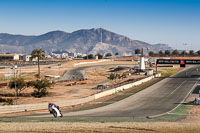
31, 49, 45, 79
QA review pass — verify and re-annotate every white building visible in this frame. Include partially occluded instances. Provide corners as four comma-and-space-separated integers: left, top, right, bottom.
22, 55, 37, 62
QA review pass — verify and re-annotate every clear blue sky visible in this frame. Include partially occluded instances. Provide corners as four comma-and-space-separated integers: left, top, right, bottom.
0, 0, 200, 50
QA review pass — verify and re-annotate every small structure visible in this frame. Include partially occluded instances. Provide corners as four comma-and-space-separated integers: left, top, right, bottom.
146, 69, 154, 76
92, 84, 109, 90
0, 54, 19, 61
22, 55, 32, 62
139, 57, 145, 70
95, 55, 98, 60
45, 75, 60, 79
22, 55, 37, 62
138, 48, 145, 71
194, 98, 200, 105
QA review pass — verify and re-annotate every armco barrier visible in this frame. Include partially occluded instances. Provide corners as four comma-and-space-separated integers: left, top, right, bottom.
0, 74, 160, 114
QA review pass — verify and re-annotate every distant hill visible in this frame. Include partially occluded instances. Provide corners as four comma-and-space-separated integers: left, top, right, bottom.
0, 28, 173, 55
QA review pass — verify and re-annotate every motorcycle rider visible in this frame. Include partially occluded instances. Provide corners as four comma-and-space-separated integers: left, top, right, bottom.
48, 102, 63, 117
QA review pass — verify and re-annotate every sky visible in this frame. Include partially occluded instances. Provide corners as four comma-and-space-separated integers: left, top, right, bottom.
0, 0, 200, 50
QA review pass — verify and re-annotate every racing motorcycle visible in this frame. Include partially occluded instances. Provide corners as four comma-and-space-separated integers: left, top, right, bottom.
48, 102, 63, 118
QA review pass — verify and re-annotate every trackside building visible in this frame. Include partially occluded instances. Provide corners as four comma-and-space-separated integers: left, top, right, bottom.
0, 54, 19, 61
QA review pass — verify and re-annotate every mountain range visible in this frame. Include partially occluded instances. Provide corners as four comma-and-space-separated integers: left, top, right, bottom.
0, 28, 173, 56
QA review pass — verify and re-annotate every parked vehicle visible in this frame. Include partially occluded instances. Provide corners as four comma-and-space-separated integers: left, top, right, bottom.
48, 102, 63, 117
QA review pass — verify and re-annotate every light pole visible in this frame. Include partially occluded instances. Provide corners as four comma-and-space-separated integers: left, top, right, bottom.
13, 65, 18, 105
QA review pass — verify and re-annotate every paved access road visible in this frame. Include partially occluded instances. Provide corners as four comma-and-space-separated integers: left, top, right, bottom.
55, 65, 199, 118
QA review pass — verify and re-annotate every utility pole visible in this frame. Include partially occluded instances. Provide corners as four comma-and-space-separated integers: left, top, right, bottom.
13, 65, 18, 105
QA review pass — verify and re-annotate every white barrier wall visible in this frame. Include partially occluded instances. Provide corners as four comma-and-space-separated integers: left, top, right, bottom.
0, 96, 96, 114
74, 59, 109, 66
94, 89, 116, 99
0, 74, 161, 114
56, 95, 95, 107
115, 76, 154, 93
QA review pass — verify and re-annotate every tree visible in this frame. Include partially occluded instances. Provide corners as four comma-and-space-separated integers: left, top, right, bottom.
189, 50, 194, 56
108, 73, 115, 80
9, 77, 26, 96
164, 50, 170, 56
159, 50, 163, 56
88, 54, 93, 59
31, 49, 45, 79
149, 51, 154, 56
108, 73, 122, 84
96, 53, 103, 59
181, 50, 187, 56
135, 49, 141, 55
172, 50, 179, 56
105, 53, 112, 57
28, 79, 51, 98
197, 50, 200, 56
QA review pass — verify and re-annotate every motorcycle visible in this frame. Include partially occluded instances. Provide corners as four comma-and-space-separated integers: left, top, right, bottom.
48, 102, 63, 118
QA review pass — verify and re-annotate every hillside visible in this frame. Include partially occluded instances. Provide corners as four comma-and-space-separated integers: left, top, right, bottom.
0, 28, 173, 55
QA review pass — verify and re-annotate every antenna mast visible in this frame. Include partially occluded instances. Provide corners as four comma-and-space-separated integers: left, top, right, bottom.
101, 30, 102, 43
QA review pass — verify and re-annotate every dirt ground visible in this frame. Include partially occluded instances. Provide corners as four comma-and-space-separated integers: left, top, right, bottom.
0, 122, 200, 133
0, 60, 139, 105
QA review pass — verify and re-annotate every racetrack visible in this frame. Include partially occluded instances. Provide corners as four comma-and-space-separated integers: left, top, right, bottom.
58, 64, 133, 81
29, 65, 200, 118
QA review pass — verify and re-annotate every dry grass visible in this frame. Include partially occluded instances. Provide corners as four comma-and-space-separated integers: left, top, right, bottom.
0, 122, 200, 133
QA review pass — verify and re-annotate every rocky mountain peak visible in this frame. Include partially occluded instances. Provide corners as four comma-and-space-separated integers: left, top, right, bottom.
0, 28, 173, 55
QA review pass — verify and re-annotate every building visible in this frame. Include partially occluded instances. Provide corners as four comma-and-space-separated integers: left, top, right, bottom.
22, 55, 37, 62
68, 52, 76, 57
22, 55, 32, 62
0, 54, 19, 61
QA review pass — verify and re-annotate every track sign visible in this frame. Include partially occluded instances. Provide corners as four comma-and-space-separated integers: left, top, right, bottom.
180, 60, 185, 67
185, 60, 200, 64
157, 59, 180, 64
157, 59, 200, 67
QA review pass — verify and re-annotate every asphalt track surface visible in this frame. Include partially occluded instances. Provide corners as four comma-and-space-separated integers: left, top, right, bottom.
59, 64, 133, 81
33, 65, 200, 118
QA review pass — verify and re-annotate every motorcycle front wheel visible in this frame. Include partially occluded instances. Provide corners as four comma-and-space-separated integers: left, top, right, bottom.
52, 110, 57, 118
